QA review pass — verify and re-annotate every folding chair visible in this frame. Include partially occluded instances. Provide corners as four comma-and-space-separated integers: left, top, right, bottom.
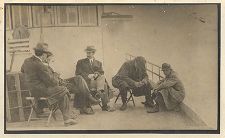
26, 91, 59, 127
114, 89, 135, 107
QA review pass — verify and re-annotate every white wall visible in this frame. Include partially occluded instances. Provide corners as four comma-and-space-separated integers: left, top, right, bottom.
6, 4, 218, 129
102, 5, 218, 129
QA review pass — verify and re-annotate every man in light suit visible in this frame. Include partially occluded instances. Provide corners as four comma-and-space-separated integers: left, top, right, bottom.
74, 46, 114, 114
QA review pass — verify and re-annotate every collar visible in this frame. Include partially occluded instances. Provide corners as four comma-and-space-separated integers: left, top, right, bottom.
88, 58, 94, 62
34, 55, 43, 62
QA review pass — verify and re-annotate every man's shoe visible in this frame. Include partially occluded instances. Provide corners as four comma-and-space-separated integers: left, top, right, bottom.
80, 108, 95, 115
146, 104, 159, 113
120, 103, 127, 111
64, 119, 78, 126
102, 105, 116, 112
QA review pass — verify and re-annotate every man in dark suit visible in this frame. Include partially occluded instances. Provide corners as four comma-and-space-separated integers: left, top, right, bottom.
112, 56, 154, 111
21, 42, 77, 126
74, 46, 115, 114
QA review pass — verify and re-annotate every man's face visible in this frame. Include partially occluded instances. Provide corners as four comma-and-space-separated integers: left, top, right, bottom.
86, 51, 95, 59
41, 53, 48, 62
163, 69, 171, 76
45, 55, 54, 64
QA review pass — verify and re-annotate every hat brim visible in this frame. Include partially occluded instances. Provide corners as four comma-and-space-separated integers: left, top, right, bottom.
161, 68, 170, 71
45, 51, 53, 56
34, 48, 52, 55
85, 49, 96, 52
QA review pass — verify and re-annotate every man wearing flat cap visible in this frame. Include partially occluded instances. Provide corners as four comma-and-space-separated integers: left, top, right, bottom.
21, 42, 77, 126
112, 56, 154, 111
149, 63, 185, 113
74, 46, 114, 114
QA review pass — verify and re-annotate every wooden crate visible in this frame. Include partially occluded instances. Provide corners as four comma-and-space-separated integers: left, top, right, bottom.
6, 72, 31, 122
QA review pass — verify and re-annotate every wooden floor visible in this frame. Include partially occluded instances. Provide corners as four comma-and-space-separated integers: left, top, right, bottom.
6, 95, 210, 131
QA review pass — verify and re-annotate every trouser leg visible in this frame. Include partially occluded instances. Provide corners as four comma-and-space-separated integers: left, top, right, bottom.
74, 75, 100, 108
96, 75, 106, 91
99, 91, 108, 107
58, 94, 70, 121
73, 75, 91, 108
154, 92, 167, 111
120, 87, 128, 104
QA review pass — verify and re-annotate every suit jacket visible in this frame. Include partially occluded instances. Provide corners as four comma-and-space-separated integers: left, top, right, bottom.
112, 60, 148, 88
21, 56, 68, 104
75, 58, 104, 86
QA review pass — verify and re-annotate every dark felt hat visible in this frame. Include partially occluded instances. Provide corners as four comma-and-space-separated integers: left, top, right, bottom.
85, 46, 96, 52
33, 42, 52, 56
161, 63, 171, 71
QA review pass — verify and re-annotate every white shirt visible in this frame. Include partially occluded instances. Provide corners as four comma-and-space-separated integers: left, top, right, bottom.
89, 58, 94, 64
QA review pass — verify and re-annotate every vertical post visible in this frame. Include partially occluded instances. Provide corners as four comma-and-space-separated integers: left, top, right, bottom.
15, 73, 25, 121
5, 78, 12, 122
151, 65, 153, 80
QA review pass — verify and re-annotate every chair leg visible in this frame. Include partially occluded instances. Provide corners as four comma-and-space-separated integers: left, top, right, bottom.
51, 104, 59, 121
131, 95, 135, 107
99, 103, 102, 108
46, 110, 53, 127
114, 93, 120, 103
127, 90, 135, 107
52, 113, 57, 121
27, 107, 33, 126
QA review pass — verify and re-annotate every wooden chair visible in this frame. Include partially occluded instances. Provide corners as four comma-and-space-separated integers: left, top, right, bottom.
26, 92, 59, 127
114, 89, 135, 107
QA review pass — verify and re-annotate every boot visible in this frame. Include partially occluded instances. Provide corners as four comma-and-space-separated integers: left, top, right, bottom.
80, 107, 95, 115
102, 105, 116, 112
64, 119, 78, 126
120, 103, 127, 111
143, 93, 155, 107
88, 94, 101, 105
146, 104, 159, 113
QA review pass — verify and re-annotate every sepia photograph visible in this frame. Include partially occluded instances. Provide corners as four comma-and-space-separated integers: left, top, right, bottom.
4, 3, 220, 134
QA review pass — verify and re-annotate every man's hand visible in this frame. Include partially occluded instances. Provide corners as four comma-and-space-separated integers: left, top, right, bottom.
134, 81, 145, 88
93, 72, 100, 80
141, 78, 148, 85
88, 74, 95, 79
152, 88, 158, 95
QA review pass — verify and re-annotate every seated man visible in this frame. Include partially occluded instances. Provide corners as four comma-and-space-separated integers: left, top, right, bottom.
112, 56, 154, 112
149, 63, 185, 113
43, 51, 100, 115
21, 42, 77, 126
74, 46, 114, 114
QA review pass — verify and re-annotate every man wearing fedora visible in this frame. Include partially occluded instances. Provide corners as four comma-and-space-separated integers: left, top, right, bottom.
149, 63, 185, 113
74, 46, 114, 114
21, 42, 77, 126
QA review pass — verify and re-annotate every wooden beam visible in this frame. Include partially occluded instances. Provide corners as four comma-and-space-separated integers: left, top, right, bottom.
15, 73, 25, 121
5, 80, 12, 122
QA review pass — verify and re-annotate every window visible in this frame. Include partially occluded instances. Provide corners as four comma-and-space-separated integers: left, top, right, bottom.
11, 5, 31, 29
56, 6, 78, 26
78, 6, 98, 26
32, 6, 55, 27
6, 5, 99, 29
